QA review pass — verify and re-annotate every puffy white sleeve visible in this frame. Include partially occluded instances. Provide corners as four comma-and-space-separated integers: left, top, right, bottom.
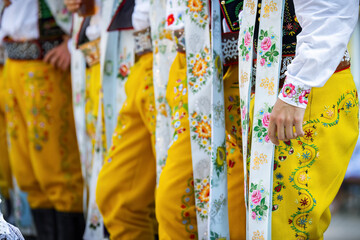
132, 0, 150, 31
279, 0, 359, 108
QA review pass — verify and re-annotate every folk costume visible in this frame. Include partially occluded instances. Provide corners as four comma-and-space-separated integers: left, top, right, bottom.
1, 0, 84, 239
70, 1, 107, 238
0, 47, 12, 202
238, 0, 359, 239
156, 0, 247, 239
96, 0, 162, 239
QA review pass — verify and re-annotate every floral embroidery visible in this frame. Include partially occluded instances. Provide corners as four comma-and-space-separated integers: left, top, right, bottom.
274, 89, 359, 239
252, 151, 268, 170
167, 14, 175, 26
210, 231, 226, 240
279, 78, 311, 109
249, 181, 269, 222
239, 26, 254, 62
282, 83, 296, 98
258, 29, 280, 67
171, 78, 189, 143
24, 71, 52, 151
214, 145, 226, 177
117, 63, 130, 81
253, 103, 272, 143
88, 203, 101, 230
252, 230, 265, 240
245, 0, 256, 15
181, 177, 197, 239
240, 98, 249, 138
186, 0, 209, 29
194, 178, 210, 220
187, 48, 211, 93
259, 77, 275, 95
262, 0, 278, 18
240, 70, 249, 88
190, 112, 212, 155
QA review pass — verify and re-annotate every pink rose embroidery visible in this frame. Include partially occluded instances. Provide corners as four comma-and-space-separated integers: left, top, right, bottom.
262, 113, 270, 127
244, 32, 251, 47
282, 83, 296, 98
246, 54, 249, 61
264, 135, 270, 143
299, 89, 310, 104
260, 58, 266, 66
251, 211, 257, 220
242, 106, 247, 120
261, 37, 272, 51
251, 190, 262, 205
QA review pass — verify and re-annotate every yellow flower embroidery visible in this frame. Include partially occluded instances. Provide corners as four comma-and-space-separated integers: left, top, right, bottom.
198, 183, 210, 203
263, 0, 278, 18
252, 230, 265, 240
195, 120, 211, 139
260, 77, 275, 95
188, 0, 203, 12
192, 58, 208, 77
252, 152, 268, 170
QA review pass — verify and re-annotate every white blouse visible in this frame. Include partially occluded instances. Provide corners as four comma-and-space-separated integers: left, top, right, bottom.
279, 0, 359, 108
132, 0, 151, 31
0, 0, 39, 42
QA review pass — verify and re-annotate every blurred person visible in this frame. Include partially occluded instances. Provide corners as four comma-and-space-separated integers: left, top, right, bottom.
0, 46, 13, 220
0, 1, 85, 239
95, 0, 160, 238
64, 0, 107, 238
0, 200, 25, 240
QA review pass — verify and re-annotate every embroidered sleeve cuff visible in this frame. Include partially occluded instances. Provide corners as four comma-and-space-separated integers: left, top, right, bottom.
278, 77, 311, 109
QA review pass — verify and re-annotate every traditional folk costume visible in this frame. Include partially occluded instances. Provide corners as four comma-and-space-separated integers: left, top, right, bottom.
156, 0, 247, 239
96, 0, 161, 239
0, 47, 12, 203
1, 0, 84, 239
238, 0, 359, 239
70, 1, 108, 238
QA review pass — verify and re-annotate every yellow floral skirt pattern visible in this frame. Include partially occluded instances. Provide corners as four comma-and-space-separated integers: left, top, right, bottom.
96, 53, 157, 240
4, 59, 84, 212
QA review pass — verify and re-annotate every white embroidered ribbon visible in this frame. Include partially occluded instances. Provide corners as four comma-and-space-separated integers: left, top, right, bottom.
149, 0, 177, 185
240, 0, 285, 239
208, 0, 229, 239
238, 2, 258, 238
184, 0, 212, 238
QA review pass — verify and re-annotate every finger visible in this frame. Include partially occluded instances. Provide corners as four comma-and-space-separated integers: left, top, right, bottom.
56, 56, 66, 70
268, 118, 279, 146
294, 118, 304, 138
60, 56, 70, 71
43, 49, 57, 63
50, 52, 60, 69
277, 121, 285, 142
285, 122, 294, 140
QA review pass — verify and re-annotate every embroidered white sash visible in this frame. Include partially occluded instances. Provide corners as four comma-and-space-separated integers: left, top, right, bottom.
149, 0, 177, 184
208, 0, 229, 239
239, 0, 285, 239
184, 0, 212, 238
